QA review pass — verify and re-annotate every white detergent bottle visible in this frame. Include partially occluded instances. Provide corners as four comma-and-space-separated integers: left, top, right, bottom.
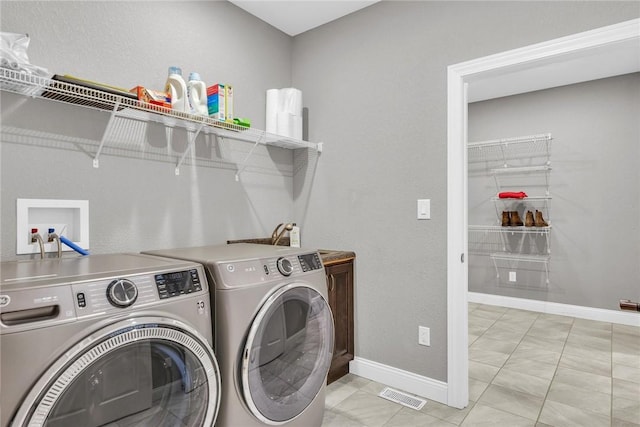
165, 66, 188, 112
289, 223, 300, 248
187, 72, 208, 116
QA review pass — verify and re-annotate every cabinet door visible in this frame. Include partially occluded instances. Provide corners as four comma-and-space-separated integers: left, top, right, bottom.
325, 261, 354, 384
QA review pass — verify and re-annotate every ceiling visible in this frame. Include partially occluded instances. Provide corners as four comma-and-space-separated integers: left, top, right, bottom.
229, 0, 380, 36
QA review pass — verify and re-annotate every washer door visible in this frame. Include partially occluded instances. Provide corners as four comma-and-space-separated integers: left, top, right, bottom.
242, 283, 334, 425
12, 317, 221, 427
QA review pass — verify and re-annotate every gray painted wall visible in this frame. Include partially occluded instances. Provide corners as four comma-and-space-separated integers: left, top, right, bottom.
290, 2, 639, 381
1, 1, 638, 386
1, 1, 298, 258
468, 73, 640, 311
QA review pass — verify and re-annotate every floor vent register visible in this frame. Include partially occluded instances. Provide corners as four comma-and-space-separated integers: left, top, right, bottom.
378, 387, 427, 411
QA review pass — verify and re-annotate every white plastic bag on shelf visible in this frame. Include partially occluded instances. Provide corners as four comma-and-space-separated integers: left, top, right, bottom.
1, 32, 49, 77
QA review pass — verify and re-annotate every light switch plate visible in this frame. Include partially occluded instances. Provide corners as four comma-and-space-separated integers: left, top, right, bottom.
417, 199, 430, 220
419, 326, 431, 346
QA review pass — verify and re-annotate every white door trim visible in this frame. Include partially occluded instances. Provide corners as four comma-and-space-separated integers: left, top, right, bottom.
446, 18, 640, 409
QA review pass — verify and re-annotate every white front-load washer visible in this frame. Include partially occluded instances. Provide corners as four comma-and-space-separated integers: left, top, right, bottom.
143, 244, 334, 427
0, 253, 221, 427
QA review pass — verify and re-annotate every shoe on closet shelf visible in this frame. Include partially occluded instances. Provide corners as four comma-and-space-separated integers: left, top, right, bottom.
501, 211, 511, 227
525, 210, 534, 227
535, 210, 549, 227
510, 211, 524, 227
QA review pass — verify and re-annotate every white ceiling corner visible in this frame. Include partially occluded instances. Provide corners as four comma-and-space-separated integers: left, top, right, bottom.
229, 0, 380, 36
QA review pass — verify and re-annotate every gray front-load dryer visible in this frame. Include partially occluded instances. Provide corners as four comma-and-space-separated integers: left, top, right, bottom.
0, 253, 221, 427
143, 244, 334, 427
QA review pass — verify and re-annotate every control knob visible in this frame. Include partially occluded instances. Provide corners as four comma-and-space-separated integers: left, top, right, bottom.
276, 257, 293, 276
106, 279, 138, 308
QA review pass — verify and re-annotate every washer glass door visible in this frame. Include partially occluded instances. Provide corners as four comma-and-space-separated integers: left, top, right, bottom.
13, 318, 221, 427
242, 283, 334, 424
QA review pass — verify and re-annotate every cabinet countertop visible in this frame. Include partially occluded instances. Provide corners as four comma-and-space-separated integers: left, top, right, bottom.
226, 239, 354, 266
318, 250, 356, 266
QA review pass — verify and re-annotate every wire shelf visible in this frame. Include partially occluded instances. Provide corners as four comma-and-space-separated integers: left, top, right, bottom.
469, 224, 551, 257
490, 165, 552, 175
468, 133, 552, 165
469, 225, 551, 234
491, 196, 552, 202
0, 68, 321, 156
489, 253, 550, 262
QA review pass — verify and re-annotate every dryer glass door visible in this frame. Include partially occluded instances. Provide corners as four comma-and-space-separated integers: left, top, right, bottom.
242, 283, 334, 424
13, 318, 221, 427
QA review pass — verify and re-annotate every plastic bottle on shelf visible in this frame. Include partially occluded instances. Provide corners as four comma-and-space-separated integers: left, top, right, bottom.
289, 223, 300, 248
164, 66, 188, 113
187, 72, 208, 116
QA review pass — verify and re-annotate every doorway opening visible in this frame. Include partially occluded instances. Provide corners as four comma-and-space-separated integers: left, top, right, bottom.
446, 18, 640, 409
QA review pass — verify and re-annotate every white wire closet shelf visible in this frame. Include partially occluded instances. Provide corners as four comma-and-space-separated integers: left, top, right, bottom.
489, 252, 550, 286
491, 195, 552, 202
489, 253, 550, 262
469, 225, 552, 234
0, 68, 322, 175
468, 133, 552, 166
468, 133, 553, 288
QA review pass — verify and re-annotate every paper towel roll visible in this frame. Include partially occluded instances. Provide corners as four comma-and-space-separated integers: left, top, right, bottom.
279, 88, 302, 116
265, 89, 279, 134
277, 112, 294, 138
293, 115, 302, 140
267, 88, 303, 137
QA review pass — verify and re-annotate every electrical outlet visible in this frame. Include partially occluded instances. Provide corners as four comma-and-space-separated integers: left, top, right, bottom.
418, 326, 431, 346
509, 271, 517, 282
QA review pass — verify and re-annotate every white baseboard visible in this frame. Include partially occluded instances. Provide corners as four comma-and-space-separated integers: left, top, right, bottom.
469, 292, 640, 327
349, 357, 448, 405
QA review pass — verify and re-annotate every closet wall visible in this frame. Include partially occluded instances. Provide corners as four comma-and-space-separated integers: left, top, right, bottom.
468, 73, 640, 311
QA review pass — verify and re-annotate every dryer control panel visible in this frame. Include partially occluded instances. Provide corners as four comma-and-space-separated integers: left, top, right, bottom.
217, 252, 324, 287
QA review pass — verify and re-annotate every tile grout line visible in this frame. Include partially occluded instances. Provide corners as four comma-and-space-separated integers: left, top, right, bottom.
534, 315, 575, 425
610, 321, 614, 426
464, 306, 543, 425
504, 308, 548, 425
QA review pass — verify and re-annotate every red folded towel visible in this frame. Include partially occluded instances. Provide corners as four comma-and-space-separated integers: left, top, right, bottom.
498, 191, 528, 199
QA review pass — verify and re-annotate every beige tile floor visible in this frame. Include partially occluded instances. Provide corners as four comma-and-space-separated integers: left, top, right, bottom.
323, 302, 640, 427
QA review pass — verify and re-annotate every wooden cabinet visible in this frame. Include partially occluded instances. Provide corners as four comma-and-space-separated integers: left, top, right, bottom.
324, 259, 354, 384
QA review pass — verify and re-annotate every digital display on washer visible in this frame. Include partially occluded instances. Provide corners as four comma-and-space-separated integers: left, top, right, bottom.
298, 253, 323, 272
155, 269, 202, 299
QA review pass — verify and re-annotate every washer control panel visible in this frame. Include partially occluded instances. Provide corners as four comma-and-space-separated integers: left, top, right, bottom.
71, 267, 206, 315
106, 279, 138, 308
297, 253, 323, 272
276, 257, 294, 276
154, 269, 202, 299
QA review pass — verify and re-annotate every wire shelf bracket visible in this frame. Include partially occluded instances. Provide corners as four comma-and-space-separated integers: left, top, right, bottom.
175, 122, 205, 176
93, 100, 121, 168
234, 131, 266, 181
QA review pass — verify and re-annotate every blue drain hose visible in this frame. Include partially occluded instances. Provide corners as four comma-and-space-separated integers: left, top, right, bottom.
60, 235, 90, 256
